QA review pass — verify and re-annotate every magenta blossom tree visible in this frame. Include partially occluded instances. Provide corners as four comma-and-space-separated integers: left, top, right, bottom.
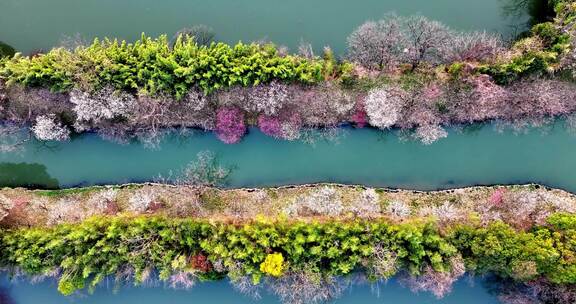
258, 115, 282, 138
351, 101, 368, 128
216, 107, 246, 144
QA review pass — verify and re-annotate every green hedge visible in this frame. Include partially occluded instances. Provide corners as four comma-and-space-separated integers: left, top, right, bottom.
1, 213, 575, 295
0, 35, 325, 98
479, 0, 575, 84
0, 0, 574, 97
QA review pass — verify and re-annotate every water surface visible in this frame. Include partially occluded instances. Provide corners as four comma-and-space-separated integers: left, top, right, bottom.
0, 0, 526, 54
0, 276, 499, 304
1, 122, 575, 192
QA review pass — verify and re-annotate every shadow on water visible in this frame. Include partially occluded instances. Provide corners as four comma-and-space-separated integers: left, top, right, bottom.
501, 0, 555, 26
0, 162, 59, 189
0, 287, 15, 304
0, 41, 16, 58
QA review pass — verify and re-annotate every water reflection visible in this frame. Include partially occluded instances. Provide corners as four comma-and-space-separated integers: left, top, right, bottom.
0, 275, 500, 304
501, 0, 555, 26
0, 287, 15, 304
0, 162, 59, 189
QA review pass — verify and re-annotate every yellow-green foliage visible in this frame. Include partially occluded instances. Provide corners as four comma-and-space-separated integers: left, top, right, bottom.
0, 34, 326, 98
259, 252, 285, 277
479, 0, 574, 83
1, 214, 575, 296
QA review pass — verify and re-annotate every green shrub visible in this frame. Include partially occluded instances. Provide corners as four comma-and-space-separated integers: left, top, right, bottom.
532, 22, 560, 46
477, 51, 554, 84
1, 214, 575, 296
0, 35, 328, 97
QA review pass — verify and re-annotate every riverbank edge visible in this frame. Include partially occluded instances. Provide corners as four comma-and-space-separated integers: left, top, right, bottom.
2, 181, 575, 228
2, 182, 575, 302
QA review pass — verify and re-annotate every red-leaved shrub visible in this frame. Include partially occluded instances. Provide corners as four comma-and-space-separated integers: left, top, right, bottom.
190, 253, 213, 272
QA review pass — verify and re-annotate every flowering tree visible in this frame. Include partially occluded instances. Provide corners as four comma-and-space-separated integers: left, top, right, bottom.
292, 84, 355, 127
386, 200, 412, 219
447, 31, 504, 62
348, 15, 454, 71
489, 188, 506, 206
247, 111, 302, 141
245, 81, 289, 116
413, 124, 448, 145
506, 79, 576, 118
444, 75, 506, 123
215, 107, 246, 144
401, 16, 454, 70
127, 188, 156, 212
0, 124, 29, 153
347, 15, 405, 70
348, 188, 381, 217
70, 86, 136, 129
350, 100, 368, 128
31, 114, 70, 141
258, 115, 282, 138
364, 86, 405, 129
267, 271, 346, 304
278, 112, 303, 140
0, 194, 14, 222
215, 82, 289, 116
399, 256, 465, 298
285, 187, 343, 216
177, 151, 231, 187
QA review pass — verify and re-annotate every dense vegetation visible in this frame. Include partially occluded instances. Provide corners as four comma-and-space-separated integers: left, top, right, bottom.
1, 213, 575, 297
0, 35, 330, 97
0, 0, 573, 148
0, 0, 572, 92
477, 0, 575, 83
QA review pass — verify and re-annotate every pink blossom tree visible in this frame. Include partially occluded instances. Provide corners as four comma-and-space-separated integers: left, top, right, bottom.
216, 107, 246, 144
351, 100, 368, 128
258, 115, 282, 138
489, 188, 506, 206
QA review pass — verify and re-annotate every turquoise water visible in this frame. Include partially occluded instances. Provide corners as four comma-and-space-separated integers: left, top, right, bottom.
0, 0, 525, 54
0, 276, 499, 304
1, 122, 575, 191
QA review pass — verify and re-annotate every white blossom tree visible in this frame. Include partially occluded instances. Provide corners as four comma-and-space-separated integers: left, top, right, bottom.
386, 200, 412, 219
0, 193, 14, 222
399, 255, 466, 298
31, 114, 70, 141
401, 16, 454, 70
364, 86, 405, 129
448, 31, 504, 62
267, 271, 346, 304
245, 81, 289, 116
285, 186, 343, 216
0, 124, 29, 153
413, 124, 448, 145
70, 86, 136, 129
348, 15, 455, 71
347, 15, 405, 70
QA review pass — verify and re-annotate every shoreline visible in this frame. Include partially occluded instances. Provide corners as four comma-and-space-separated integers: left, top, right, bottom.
2, 182, 575, 228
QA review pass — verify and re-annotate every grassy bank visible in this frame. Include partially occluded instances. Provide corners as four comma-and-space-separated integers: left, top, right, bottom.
2, 183, 575, 228
2, 183, 575, 302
